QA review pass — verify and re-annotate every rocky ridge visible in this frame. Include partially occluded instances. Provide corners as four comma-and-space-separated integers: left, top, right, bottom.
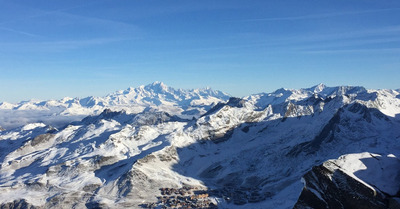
294, 152, 400, 209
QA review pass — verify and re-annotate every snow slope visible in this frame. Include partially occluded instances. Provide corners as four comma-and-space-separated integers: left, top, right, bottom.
0, 84, 399, 208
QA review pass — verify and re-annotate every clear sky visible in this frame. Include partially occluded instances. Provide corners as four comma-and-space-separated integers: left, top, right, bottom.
1, 0, 399, 102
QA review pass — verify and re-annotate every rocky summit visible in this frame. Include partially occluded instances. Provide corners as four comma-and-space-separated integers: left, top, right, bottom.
0, 83, 399, 208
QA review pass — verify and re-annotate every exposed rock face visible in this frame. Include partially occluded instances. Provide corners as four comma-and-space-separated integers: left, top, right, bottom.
0, 199, 41, 209
294, 164, 387, 209
30, 133, 54, 146
294, 153, 400, 209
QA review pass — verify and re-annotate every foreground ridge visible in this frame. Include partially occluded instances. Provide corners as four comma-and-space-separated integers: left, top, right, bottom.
294, 153, 400, 209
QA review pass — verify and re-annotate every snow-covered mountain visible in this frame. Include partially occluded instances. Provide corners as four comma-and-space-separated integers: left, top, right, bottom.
0, 82, 230, 130
0, 84, 399, 208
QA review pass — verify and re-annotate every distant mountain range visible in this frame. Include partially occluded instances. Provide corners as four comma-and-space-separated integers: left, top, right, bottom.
0, 83, 399, 208
0, 82, 230, 129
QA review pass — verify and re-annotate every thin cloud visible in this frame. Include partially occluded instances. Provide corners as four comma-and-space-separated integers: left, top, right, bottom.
0, 37, 126, 52
0, 6, 142, 52
302, 47, 400, 54
238, 7, 400, 22
0, 1, 101, 26
55, 10, 141, 32
0, 2, 140, 32
300, 37, 400, 50
0, 26, 42, 37
261, 25, 400, 48
183, 25, 400, 53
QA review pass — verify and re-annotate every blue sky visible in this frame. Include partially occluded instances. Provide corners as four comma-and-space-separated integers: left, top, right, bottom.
1, 0, 399, 102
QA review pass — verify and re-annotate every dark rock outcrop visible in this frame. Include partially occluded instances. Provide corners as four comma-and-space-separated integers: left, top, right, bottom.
30, 133, 54, 146
0, 199, 41, 209
294, 157, 400, 209
201, 97, 246, 117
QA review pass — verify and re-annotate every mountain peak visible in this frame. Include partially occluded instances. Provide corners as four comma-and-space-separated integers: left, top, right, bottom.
122, 87, 136, 94
127, 87, 135, 91
150, 81, 167, 87
151, 81, 164, 85
122, 82, 169, 94
272, 87, 291, 95
145, 81, 169, 92
309, 83, 326, 93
